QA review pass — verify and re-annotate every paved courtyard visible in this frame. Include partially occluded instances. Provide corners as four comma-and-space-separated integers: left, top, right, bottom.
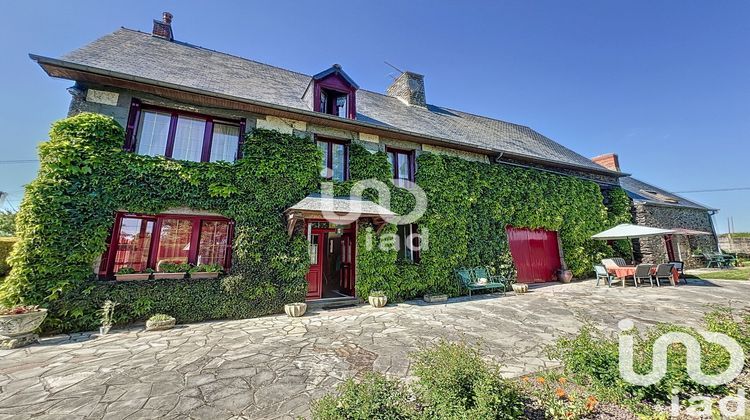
1, 279, 748, 419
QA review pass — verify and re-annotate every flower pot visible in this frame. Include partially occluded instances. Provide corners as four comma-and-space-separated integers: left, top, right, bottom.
152, 272, 186, 280
99, 325, 111, 335
558, 269, 573, 283
115, 273, 151, 281
284, 303, 307, 317
188, 272, 220, 279
146, 317, 176, 331
0, 309, 47, 349
368, 295, 387, 308
423, 294, 448, 303
511, 283, 529, 294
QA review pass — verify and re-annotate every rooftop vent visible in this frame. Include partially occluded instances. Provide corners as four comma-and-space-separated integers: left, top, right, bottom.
152, 12, 174, 41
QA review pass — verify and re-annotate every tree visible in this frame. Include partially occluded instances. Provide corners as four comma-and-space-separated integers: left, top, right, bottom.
0, 210, 16, 237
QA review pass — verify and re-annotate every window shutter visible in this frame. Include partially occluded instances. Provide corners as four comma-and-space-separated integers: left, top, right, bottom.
124, 99, 142, 152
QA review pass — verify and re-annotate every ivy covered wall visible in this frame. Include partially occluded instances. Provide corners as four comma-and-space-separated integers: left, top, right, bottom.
1, 113, 630, 333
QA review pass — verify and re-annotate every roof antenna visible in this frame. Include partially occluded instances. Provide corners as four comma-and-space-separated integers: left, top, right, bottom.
384, 61, 403, 79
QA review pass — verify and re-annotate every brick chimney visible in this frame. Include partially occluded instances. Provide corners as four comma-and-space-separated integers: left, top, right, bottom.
152, 12, 174, 41
591, 153, 621, 172
387, 71, 426, 107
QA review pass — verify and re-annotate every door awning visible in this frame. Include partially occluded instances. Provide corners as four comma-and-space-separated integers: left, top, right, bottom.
285, 194, 395, 235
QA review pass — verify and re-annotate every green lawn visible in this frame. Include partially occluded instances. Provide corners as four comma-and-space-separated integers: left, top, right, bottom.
687, 267, 750, 281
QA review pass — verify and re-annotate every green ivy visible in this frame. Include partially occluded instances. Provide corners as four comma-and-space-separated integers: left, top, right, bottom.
1, 113, 630, 333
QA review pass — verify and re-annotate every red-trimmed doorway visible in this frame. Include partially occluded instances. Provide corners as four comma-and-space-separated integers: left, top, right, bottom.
305, 220, 356, 300
506, 226, 562, 283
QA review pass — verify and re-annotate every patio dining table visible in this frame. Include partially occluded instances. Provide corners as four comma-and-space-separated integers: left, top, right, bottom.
606, 265, 679, 287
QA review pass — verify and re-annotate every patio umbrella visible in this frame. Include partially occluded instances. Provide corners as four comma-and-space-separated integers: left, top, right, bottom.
592, 224, 675, 263
670, 228, 712, 261
591, 224, 675, 240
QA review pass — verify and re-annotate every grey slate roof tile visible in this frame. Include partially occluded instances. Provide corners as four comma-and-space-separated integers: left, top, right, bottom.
58, 28, 608, 172
619, 176, 713, 210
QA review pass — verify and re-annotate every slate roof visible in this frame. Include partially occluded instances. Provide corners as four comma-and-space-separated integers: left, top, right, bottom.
619, 176, 714, 211
44, 28, 614, 173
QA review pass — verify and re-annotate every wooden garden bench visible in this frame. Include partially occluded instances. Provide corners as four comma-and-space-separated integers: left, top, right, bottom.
455, 267, 508, 297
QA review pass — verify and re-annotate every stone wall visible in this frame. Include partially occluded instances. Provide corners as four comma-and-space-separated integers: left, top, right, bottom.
719, 236, 750, 256
632, 203, 718, 268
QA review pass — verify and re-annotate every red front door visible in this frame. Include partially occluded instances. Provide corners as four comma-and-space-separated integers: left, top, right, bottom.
340, 232, 354, 294
507, 227, 562, 283
306, 230, 325, 300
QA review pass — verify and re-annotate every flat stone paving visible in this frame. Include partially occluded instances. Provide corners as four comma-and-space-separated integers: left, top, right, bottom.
1, 279, 748, 419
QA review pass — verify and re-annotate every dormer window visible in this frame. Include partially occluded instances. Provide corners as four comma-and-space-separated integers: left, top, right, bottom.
306, 64, 358, 120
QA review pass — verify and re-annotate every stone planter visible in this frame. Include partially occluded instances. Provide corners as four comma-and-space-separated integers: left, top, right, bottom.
115, 273, 151, 281
423, 294, 448, 303
0, 309, 48, 349
99, 325, 111, 335
284, 303, 307, 317
152, 272, 186, 280
368, 294, 387, 308
146, 317, 176, 331
558, 269, 573, 283
511, 283, 529, 294
188, 272, 220, 279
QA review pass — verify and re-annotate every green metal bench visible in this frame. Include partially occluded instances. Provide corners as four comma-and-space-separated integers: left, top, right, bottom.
455, 267, 508, 297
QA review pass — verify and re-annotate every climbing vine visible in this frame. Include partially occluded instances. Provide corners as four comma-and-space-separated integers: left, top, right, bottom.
1, 113, 630, 333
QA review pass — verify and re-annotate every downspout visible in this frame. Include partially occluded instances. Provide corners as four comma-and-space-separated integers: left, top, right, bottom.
708, 210, 721, 252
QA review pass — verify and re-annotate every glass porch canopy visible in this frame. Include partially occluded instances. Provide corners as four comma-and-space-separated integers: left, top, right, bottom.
285, 194, 396, 235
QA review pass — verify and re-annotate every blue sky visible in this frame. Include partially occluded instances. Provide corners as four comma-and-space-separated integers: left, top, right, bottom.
1, 1, 748, 232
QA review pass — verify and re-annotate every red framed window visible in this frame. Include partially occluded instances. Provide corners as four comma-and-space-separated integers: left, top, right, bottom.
103, 212, 234, 277
317, 137, 349, 181
125, 100, 246, 163
387, 148, 416, 186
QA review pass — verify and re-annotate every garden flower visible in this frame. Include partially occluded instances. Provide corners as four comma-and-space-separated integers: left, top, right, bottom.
585, 395, 599, 410
558, 377, 567, 384
555, 387, 566, 398
536, 376, 546, 384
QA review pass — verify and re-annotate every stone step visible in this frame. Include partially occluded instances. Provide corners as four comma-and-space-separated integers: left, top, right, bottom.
306, 296, 360, 311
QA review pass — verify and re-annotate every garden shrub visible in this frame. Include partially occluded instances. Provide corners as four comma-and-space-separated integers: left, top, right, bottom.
412, 341, 525, 419
311, 341, 524, 420
311, 372, 416, 420
548, 308, 749, 409
0, 237, 16, 276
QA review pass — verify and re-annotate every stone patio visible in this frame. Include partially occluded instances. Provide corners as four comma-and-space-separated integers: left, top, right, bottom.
1, 279, 748, 419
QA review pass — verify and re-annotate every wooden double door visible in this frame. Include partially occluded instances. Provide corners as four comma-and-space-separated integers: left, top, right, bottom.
507, 226, 562, 283
305, 222, 355, 300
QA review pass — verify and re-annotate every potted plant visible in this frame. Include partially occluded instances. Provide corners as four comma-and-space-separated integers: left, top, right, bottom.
188, 263, 223, 279
115, 266, 152, 281
146, 314, 176, 331
0, 305, 48, 349
99, 300, 117, 336
557, 269, 573, 283
510, 279, 529, 294
153, 262, 190, 280
368, 290, 388, 308
284, 302, 307, 317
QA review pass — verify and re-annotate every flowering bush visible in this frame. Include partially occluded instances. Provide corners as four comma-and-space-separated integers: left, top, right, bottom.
521, 374, 598, 420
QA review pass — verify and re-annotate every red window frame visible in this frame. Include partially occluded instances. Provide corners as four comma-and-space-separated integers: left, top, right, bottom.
386, 147, 416, 184
313, 76, 356, 119
317, 137, 350, 181
101, 212, 235, 278
124, 99, 246, 162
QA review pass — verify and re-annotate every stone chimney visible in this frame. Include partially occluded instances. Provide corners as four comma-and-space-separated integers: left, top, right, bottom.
387, 71, 426, 107
152, 12, 174, 41
591, 153, 621, 172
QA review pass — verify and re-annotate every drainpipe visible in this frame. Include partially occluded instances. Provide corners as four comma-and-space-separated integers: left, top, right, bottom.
708, 210, 721, 252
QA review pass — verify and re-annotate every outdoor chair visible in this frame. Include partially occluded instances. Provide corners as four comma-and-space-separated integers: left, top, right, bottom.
612, 257, 629, 267
601, 259, 618, 270
702, 252, 727, 268
668, 260, 686, 284
653, 263, 675, 287
594, 264, 613, 287
455, 267, 507, 297
634, 264, 655, 287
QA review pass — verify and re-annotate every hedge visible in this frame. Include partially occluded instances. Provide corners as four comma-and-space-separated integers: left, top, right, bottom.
1, 113, 631, 333
0, 237, 16, 277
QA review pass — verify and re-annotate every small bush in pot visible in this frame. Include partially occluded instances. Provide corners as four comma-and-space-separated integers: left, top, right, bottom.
146, 313, 176, 331
153, 262, 190, 280
0, 305, 48, 349
284, 302, 307, 317
115, 266, 152, 281
368, 290, 387, 308
188, 263, 223, 279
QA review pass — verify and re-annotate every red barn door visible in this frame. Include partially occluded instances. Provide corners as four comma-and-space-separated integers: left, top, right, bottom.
506, 227, 562, 283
